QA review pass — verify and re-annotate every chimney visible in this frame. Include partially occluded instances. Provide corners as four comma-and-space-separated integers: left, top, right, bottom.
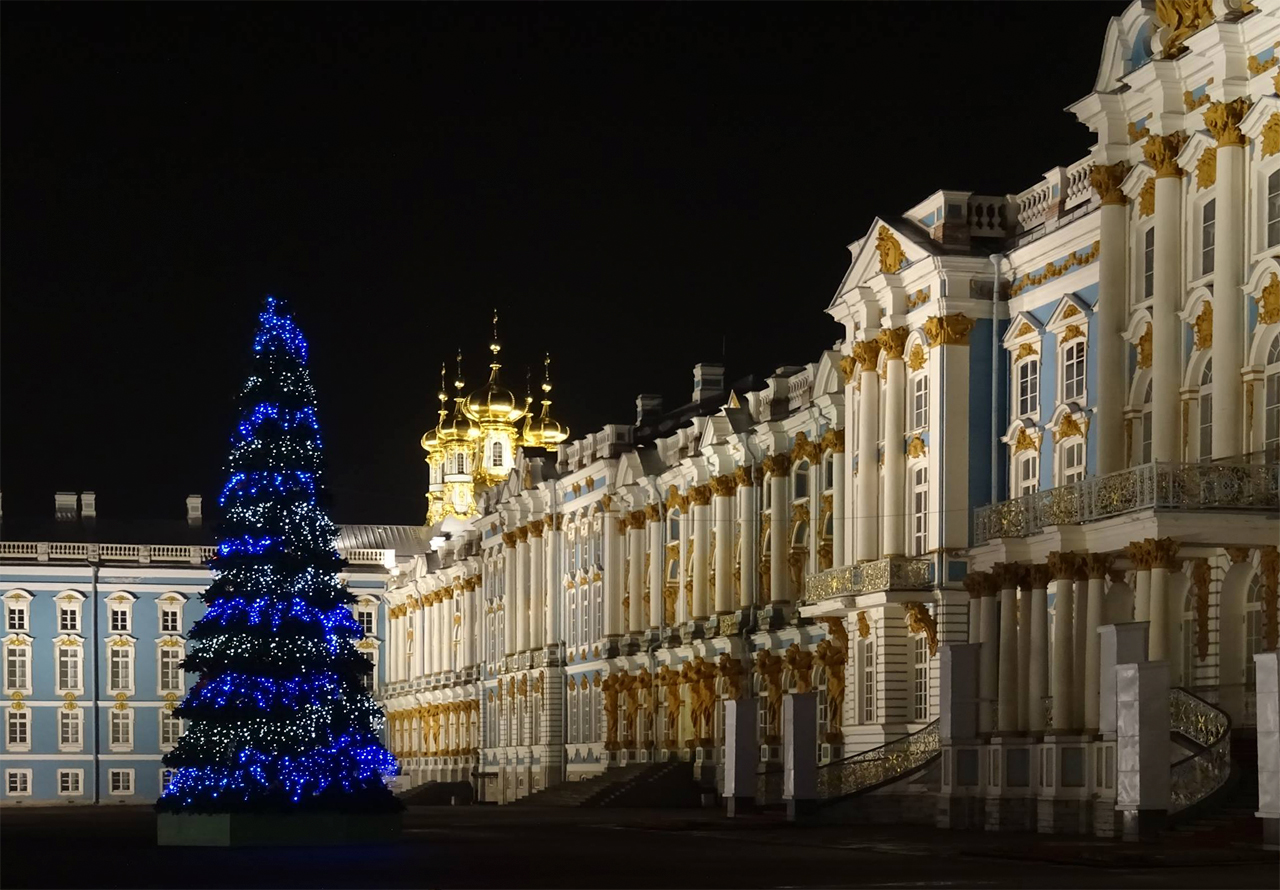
186, 494, 203, 527
80, 492, 96, 523
692, 362, 725, 405
636, 394, 663, 426
55, 492, 78, 522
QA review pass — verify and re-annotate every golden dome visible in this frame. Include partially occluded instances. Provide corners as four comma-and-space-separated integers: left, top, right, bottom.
462, 311, 526, 426
438, 352, 481, 443
421, 363, 450, 452
520, 354, 569, 451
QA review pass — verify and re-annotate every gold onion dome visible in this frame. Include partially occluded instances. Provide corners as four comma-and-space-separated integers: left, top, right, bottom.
462, 310, 526, 425
420, 363, 450, 451
521, 354, 569, 451
438, 351, 481, 443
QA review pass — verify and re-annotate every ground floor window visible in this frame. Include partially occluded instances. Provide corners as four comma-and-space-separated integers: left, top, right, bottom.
58, 769, 82, 795
108, 769, 134, 795
6, 769, 31, 795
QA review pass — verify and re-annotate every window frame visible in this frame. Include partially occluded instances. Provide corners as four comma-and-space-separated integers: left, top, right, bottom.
1200, 197, 1216, 278
911, 374, 929, 430
1058, 436, 1086, 485
6, 708, 31, 752
59, 708, 83, 752
58, 769, 84, 797
108, 769, 135, 796
56, 641, 84, 695
108, 642, 135, 695
5, 768, 32, 796
1015, 357, 1040, 420
4, 639, 32, 695
1060, 338, 1087, 404
109, 707, 135, 752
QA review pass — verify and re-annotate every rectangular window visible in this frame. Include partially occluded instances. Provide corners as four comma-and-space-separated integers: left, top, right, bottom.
1143, 227, 1155, 299
913, 635, 930, 722
109, 648, 132, 692
1018, 453, 1039, 497
360, 653, 375, 691
161, 606, 181, 634
911, 376, 929, 430
861, 641, 876, 724
110, 607, 130, 633
1017, 360, 1039, 418
59, 605, 80, 633
160, 768, 176, 794
6, 769, 31, 795
911, 467, 929, 556
108, 769, 133, 795
1268, 169, 1280, 248
1142, 409, 1154, 465
6, 709, 29, 748
1265, 371, 1279, 461
1201, 199, 1215, 275
6, 645, 30, 692
1062, 341, 1086, 403
110, 709, 133, 749
58, 770, 82, 796
159, 710, 182, 747
59, 709, 82, 750
6, 603, 27, 633
58, 646, 82, 692
1062, 440, 1086, 483
357, 609, 375, 636
159, 647, 183, 692
1199, 394, 1213, 463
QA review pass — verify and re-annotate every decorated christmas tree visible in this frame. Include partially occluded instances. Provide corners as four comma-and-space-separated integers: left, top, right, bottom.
158, 296, 398, 814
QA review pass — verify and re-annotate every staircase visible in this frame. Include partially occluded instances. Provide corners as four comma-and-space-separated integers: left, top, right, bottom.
511, 761, 698, 808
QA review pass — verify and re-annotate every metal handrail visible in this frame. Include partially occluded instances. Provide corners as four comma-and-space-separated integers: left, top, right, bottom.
815, 720, 940, 802
1169, 686, 1232, 814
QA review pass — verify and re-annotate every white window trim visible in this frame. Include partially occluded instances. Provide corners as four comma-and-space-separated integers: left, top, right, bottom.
1192, 193, 1216, 284
4, 635, 34, 697
160, 767, 177, 795
1058, 336, 1089, 407
59, 707, 84, 753
106, 638, 136, 696
156, 593, 186, 635
5, 768, 33, 797
56, 591, 85, 634
109, 707, 136, 752
1013, 355, 1040, 420
1056, 436, 1087, 486
156, 639, 186, 696
1251, 151, 1280, 261
158, 708, 183, 750
106, 592, 136, 635
6, 708, 32, 753
3, 591, 33, 635
55, 637, 85, 697
57, 768, 85, 797
108, 768, 135, 796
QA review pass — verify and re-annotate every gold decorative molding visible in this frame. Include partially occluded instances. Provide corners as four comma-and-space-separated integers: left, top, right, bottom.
528, 519, 544, 538
1195, 146, 1217, 190
1183, 400, 1191, 456
1248, 52, 1279, 76
906, 342, 927, 372
791, 430, 821, 463
923, 314, 975, 347
874, 225, 907, 274
1090, 161, 1129, 205
906, 435, 926, 459
1263, 114, 1280, 157
1151, 536, 1182, 572
854, 611, 871, 639
1137, 324, 1153, 369
1061, 304, 1081, 320
1191, 558, 1211, 661
902, 602, 938, 657
1128, 120, 1150, 143
1014, 342, 1039, 362
1246, 381, 1255, 435
763, 452, 791, 476
819, 427, 844, 455
1015, 321, 1035, 338
838, 354, 858, 385
1062, 323, 1086, 343
501, 531, 517, 548
1258, 546, 1279, 651
571, 482, 582, 497
585, 476, 596, 492
851, 338, 882, 371
877, 326, 909, 360
1008, 241, 1101, 297
1156, 0, 1214, 58
1144, 132, 1188, 178
1138, 179, 1155, 218
1258, 272, 1280, 324
1204, 97, 1251, 147
1013, 427, 1040, 454
1193, 301, 1213, 350
1184, 89, 1210, 113
1054, 413, 1086, 443
665, 484, 687, 512
906, 287, 930, 310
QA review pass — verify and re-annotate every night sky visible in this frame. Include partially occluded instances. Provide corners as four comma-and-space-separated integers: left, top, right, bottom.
2, 2, 1122, 529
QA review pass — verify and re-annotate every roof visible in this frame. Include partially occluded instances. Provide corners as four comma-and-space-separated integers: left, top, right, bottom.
334, 524, 432, 555
0, 517, 216, 547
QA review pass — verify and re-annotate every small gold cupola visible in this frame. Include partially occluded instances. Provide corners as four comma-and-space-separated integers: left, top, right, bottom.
521, 353, 569, 452
463, 310, 526, 426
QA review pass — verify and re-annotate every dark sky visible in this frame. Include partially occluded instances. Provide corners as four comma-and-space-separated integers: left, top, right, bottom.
2, 2, 1123, 529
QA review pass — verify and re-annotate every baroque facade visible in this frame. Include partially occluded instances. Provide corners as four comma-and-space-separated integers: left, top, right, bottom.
4, 0, 1280, 837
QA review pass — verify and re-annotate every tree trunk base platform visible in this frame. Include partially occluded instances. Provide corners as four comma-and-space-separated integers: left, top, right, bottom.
157, 811, 403, 847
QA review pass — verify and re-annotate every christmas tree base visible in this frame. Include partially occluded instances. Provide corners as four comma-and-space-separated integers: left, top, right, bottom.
157, 811, 402, 847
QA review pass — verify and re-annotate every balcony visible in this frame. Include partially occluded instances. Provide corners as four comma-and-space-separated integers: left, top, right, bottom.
973, 461, 1280, 546
802, 556, 935, 604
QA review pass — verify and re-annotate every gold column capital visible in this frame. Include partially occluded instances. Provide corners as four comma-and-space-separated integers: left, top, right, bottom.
1089, 161, 1130, 206
1142, 132, 1188, 179
1084, 552, 1115, 580
876, 326, 910, 360
1204, 98, 1252, 148
851, 338, 883, 371
1046, 551, 1080, 581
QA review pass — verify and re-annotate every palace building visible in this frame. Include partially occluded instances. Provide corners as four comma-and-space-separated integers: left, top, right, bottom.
4, 0, 1279, 840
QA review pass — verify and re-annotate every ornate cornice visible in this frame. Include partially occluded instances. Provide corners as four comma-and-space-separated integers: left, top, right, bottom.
923, 314, 975, 347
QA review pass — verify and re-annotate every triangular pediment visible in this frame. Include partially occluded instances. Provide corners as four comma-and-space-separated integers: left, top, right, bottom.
1002, 312, 1044, 348
1242, 95, 1280, 141
1045, 293, 1093, 333
830, 218, 934, 305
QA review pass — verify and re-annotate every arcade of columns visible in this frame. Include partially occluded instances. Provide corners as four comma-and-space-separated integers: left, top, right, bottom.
962, 543, 1280, 737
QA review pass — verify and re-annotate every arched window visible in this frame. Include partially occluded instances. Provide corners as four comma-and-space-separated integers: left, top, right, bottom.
1246, 573, 1264, 689
1265, 334, 1280, 461
1201, 198, 1216, 276
490, 440, 504, 466
1062, 340, 1086, 403
1016, 358, 1039, 419
454, 452, 466, 475
668, 510, 680, 542
1058, 436, 1085, 484
1199, 359, 1213, 463
1141, 380, 1153, 465
911, 466, 929, 555
1017, 451, 1039, 496
912, 375, 929, 429
823, 453, 834, 489
793, 461, 810, 499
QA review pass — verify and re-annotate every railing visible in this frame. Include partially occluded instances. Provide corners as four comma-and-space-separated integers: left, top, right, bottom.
0, 540, 395, 567
803, 557, 935, 604
816, 721, 940, 801
973, 461, 1280, 545
1012, 157, 1095, 232
1169, 687, 1232, 814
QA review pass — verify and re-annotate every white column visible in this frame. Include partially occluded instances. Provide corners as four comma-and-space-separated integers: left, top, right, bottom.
1206, 102, 1249, 459
854, 340, 881, 562
516, 530, 530, 652
995, 566, 1019, 734
979, 581, 998, 734
841, 355, 858, 564
462, 582, 475, 668
713, 477, 735, 614
737, 474, 756, 609
545, 518, 562, 647
1017, 575, 1032, 731
1049, 553, 1078, 732
648, 510, 663, 629
628, 515, 645, 632
1074, 575, 1088, 728
1146, 135, 1185, 462
604, 508, 624, 636
690, 487, 711, 619
1148, 541, 1179, 663
503, 537, 517, 657
440, 592, 452, 673
768, 459, 789, 603
1093, 163, 1129, 475
530, 522, 546, 650
426, 598, 437, 674
880, 328, 908, 556
414, 603, 425, 679
831, 439, 847, 568
1028, 566, 1051, 733
1134, 567, 1152, 622
1084, 556, 1109, 732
